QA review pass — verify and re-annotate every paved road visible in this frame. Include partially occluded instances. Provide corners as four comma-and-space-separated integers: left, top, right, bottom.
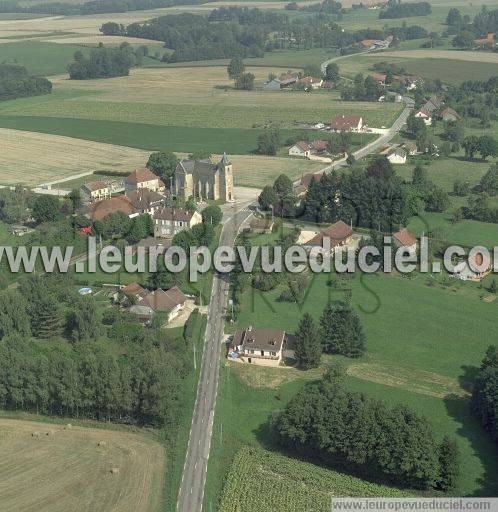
176, 204, 253, 512
176, 79, 414, 512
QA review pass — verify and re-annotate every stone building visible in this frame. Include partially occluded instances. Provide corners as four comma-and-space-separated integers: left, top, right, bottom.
174, 153, 234, 202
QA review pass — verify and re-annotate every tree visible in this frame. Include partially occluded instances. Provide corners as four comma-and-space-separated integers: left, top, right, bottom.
235, 72, 255, 90
201, 204, 222, 226
478, 136, 498, 160
227, 57, 245, 80
68, 188, 82, 213
488, 279, 497, 294
479, 164, 498, 195
443, 121, 464, 143
146, 151, 178, 183
446, 7, 462, 26
32, 195, 60, 224
257, 125, 281, 155
0, 290, 30, 340
452, 31, 475, 49
294, 313, 321, 369
189, 149, 211, 160
412, 165, 429, 190
303, 63, 322, 78
462, 136, 480, 159
425, 186, 450, 212
438, 436, 460, 492
453, 180, 470, 197
366, 156, 395, 181
406, 112, 427, 140
126, 214, 151, 243
324, 62, 340, 81
258, 185, 278, 210
68, 296, 100, 342
273, 174, 293, 199
147, 258, 182, 290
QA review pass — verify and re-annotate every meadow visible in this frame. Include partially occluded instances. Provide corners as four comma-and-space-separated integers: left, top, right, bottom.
204, 255, 498, 508
0, 418, 164, 512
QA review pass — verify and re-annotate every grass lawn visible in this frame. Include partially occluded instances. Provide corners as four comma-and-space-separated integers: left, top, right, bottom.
205, 266, 498, 508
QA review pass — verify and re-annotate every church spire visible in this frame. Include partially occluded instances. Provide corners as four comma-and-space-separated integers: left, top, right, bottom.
220, 152, 230, 165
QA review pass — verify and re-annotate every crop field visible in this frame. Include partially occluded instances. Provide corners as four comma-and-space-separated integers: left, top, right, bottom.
0, 127, 151, 186
337, 50, 498, 84
0, 67, 401, 130
0, 418, 164, 512
218, 447, 408, 512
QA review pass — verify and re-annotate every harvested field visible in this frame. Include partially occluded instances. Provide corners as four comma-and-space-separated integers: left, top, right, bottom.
0, 418, 164, 512
378, 50, 498, 64
0, 128, 150, 186
39, 34, 165, 45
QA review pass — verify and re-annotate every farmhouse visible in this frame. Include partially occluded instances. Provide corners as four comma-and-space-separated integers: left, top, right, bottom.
392, 228, 417, 254
153, 207, 202, 238
387, 147, 407, 164
125, 168, 165, 192
306, 220, 353, 249
371, 72, 387, 86
230, 327, 295, 367
402, 141, 419, 156
288, 141, 311, 157
174, 153, 234, 202
249, 217, 274, 234
474, 32, 495, 49
441, 107, 459, 122
80, 181, 111, 203
89, 195, 138, 221
415, 108, 432, 125
330, 115, 363, 132
118, 282, 149, 302
128, 286, 187, 324
299, 76, 323, 90
279, 71, 299, 87
126, 189, 165, 215
263, 78, 282, 91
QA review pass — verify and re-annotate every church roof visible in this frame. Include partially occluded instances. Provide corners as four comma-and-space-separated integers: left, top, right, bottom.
177, 155, 230, 175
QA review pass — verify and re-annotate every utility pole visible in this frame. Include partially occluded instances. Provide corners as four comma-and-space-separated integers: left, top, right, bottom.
193, 341, 197, 371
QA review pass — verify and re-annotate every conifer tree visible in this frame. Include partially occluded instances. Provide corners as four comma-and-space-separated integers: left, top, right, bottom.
294, 313, 321, 369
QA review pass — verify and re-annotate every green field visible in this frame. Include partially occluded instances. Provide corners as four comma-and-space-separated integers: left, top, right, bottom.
219, 446, 409, 512
205, 252, 498, 507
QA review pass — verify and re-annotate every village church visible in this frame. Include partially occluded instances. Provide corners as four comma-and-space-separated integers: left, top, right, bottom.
174, 153, 234, 202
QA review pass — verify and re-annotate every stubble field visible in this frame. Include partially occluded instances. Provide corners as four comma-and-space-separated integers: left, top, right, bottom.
0, 418, 165, 512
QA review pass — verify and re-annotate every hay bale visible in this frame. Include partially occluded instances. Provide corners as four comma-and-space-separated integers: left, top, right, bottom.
98, 441, 107, 447
66, 424, 72, 429
31, 431, 40, 437
110, 468, 120, 475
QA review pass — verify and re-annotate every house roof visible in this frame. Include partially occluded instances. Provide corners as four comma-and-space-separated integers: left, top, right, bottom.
308, 220, 353, 247
153, 207, 195, 223
141, 286, 187, 313
403, 141, 418, 151
293, 141, 310, 152
126, 168, 160, 185
371, 72, 387, 82
234, 327, 286, 352
121, 282, 147, 297
90, 195, 137, 221
416, 107, 431, 118
300, 75, 321, 84
250, 217, 274, 230
126, 189, 164, 210
389, 148, 406, 158
330, 115, 362, 130
311, 139, 328, 151
82, 180, 107, 192
392, 228, 417, 247
442, 107, 459, 119
279, 72, 299, 83
300, 172, 322, 188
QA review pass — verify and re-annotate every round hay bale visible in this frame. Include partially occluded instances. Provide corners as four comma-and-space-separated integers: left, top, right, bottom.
98, 441, 107, 447
66, 423, 72, 429
110, 468, 120, 475
31, 431, 40, 437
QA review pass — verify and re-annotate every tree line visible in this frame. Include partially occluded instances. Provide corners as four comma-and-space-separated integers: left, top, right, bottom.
472, 345, 498, 444
379, 0, 431, 19
271, 364, 460, 491
0, 273, 194, 427
0, 0, 212, 16
0, 64, 51, 102
67, 43, 137, 80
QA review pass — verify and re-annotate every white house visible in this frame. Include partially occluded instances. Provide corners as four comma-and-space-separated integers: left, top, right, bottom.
80, 181, 111, 203
153, 207, 202, 238
288, 141, 311, 157
387, 147, 407, 164
330, 115, 363, 133
415, 108, 432, 125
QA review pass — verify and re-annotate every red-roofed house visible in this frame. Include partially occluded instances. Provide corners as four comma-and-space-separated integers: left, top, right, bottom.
80, 181, 111, 203
330, 115, 363, 133
128, 286, 187, 323
125, 168, 165, 192
288, 141, 311, 157
89, 196, 138, 222
305, 220, 353, 248
299, 76, 323, 90
392, 228, 417, 253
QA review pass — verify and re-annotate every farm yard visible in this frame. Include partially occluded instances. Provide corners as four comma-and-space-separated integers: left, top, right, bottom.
0, 418, 164, 512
